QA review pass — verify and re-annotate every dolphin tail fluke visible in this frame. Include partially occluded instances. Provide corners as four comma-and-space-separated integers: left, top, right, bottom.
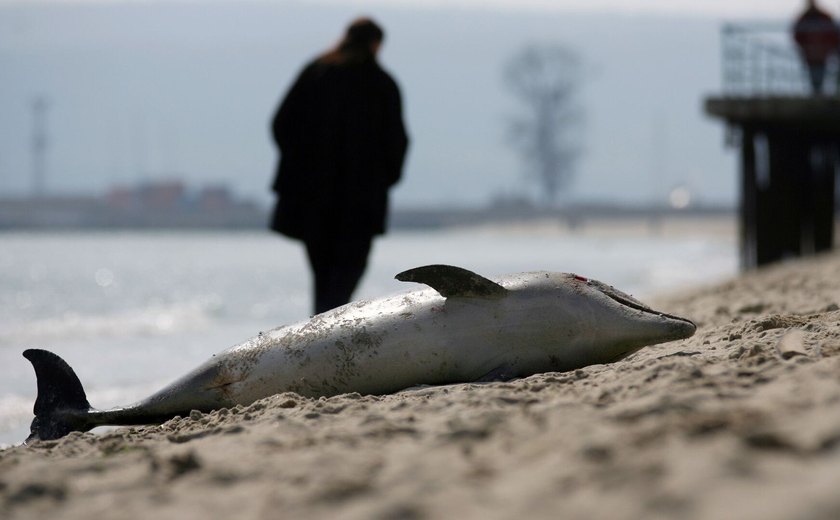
23, 349, 94, 442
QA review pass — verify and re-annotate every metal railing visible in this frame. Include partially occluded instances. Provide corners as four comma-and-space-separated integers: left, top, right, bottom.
721, 22, 838, 96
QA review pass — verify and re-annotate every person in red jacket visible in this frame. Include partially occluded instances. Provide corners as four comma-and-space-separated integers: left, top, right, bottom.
793, 0, 840, 94
270, 18, 409, 314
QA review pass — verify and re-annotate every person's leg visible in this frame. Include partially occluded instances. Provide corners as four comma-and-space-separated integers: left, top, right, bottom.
328, 235, 372, 309
305, 235, 372, 314
810, 64, 826, 94
304, 238, 333, 315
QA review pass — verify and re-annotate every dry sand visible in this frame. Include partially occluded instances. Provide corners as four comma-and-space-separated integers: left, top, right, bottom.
4, 251, 840, 519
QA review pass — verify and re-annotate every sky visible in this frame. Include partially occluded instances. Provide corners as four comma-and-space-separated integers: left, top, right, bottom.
0, 0, 806, 17
0, 0, 822, 208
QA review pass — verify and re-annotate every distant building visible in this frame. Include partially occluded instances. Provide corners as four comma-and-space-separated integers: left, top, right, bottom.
198, 185, 234, 211
138, 181, 186, 211
0, 179, 267, 229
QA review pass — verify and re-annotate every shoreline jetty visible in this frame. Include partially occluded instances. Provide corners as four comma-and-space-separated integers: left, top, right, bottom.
3, 251, 840, 519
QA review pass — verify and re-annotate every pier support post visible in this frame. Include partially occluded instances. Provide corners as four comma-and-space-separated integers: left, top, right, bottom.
707, 97, 840, 270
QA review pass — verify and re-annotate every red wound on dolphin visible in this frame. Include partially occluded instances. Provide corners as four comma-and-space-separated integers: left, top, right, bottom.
573, 275, 589, 282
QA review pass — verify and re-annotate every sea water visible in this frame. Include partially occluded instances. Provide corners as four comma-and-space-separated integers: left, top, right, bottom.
0, 223, 736, 446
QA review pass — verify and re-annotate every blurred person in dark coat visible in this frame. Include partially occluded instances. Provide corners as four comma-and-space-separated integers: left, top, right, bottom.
792, 0, 840, 94
270, 17, 409, 315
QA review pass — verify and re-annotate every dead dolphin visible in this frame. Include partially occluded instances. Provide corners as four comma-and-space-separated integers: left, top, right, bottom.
23, 264, 695, 441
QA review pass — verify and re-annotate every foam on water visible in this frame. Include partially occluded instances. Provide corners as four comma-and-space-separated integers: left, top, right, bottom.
0, 226, 736, 446
1, 300, 220, 344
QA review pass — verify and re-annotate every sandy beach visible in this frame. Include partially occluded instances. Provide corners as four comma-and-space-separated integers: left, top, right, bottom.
3, 249, 840, 520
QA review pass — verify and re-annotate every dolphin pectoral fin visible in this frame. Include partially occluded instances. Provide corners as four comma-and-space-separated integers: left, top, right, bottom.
475, 364, 518, 382
395, 265, 508, 299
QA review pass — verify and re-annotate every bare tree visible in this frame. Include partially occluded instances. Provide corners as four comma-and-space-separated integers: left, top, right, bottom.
504, 44, 584, 206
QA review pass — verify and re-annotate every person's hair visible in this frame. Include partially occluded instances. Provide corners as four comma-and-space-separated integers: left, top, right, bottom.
319, 18, 385, 65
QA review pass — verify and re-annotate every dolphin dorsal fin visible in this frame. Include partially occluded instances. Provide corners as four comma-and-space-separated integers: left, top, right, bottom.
395, 265, 508, 299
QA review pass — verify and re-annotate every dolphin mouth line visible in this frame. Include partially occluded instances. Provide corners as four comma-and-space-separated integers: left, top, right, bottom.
611, 293, 694, 325
589, 279, 695, 327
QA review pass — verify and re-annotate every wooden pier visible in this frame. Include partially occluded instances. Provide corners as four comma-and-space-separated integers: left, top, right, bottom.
705, 96, 840, 269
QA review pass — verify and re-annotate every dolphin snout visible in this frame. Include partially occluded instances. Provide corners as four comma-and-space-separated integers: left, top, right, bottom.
660, 314, 696, 341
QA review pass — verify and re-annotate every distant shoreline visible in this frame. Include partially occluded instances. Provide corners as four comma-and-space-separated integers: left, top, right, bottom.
1, 196, 736, 232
